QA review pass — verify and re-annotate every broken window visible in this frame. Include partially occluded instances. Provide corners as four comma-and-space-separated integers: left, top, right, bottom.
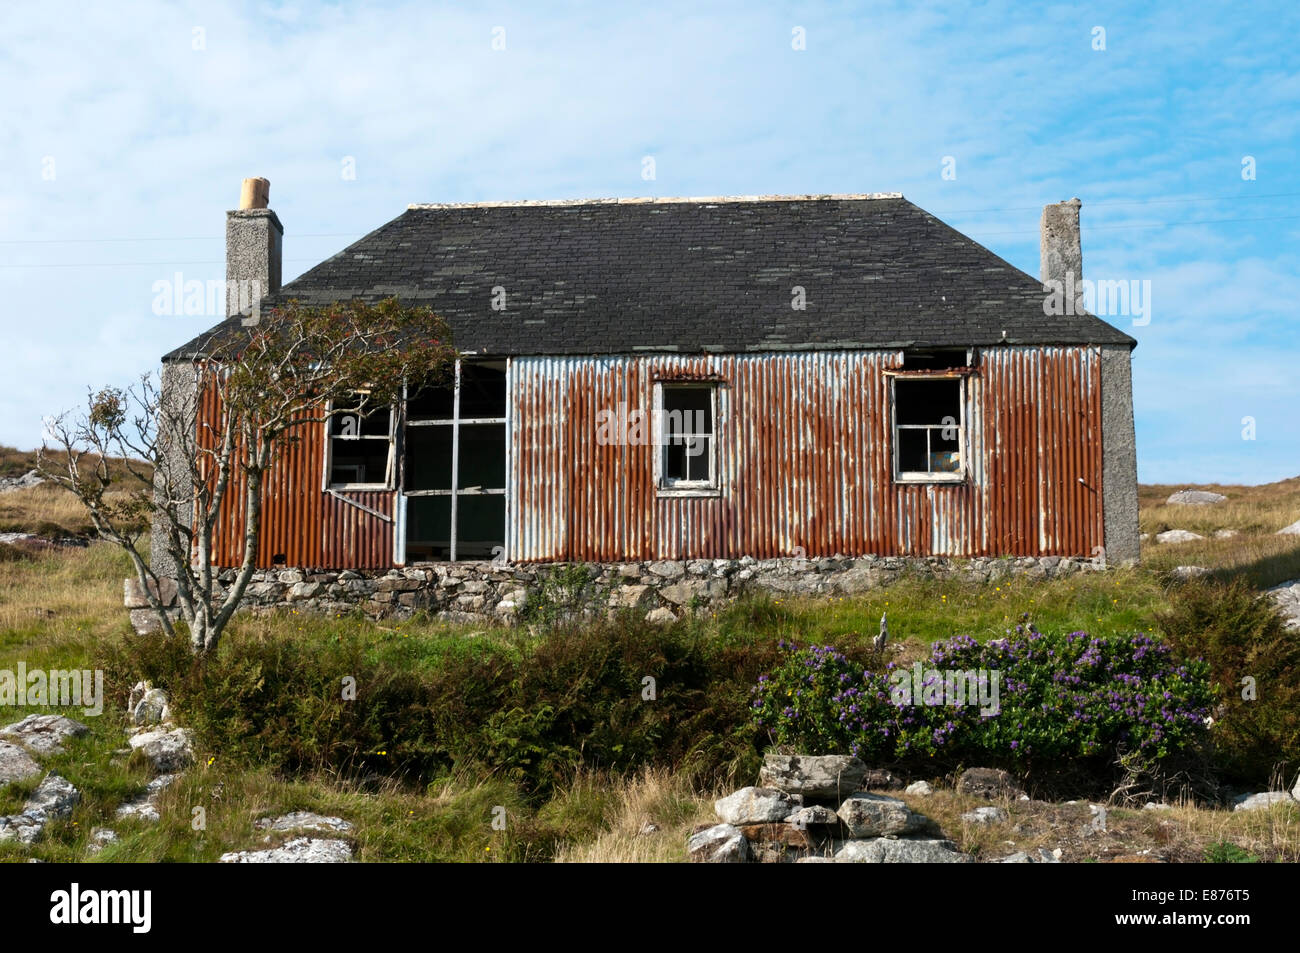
326, 402, 393, 488
893, 376, 964, 481
402, 361, 507, 561
657, 383, 717, 491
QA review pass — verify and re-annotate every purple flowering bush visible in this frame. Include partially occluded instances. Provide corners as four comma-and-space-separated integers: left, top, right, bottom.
750, 627, 1215, 769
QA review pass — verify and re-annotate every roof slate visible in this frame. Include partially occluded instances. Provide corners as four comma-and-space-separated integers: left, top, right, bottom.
164, 195, 1135, 361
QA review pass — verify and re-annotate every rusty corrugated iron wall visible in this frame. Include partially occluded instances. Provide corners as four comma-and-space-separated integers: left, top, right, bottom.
199, 379, 394, 569
508, 346, 1103, 562
200, 345, 1102, 568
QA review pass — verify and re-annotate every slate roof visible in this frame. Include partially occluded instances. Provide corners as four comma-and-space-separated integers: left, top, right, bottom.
164, 194, 1135, 361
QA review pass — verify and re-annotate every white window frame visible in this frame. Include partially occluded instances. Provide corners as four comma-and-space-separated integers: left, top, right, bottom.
654, 381, 721, 497
890, 373, 967, 484
401, 359, 508, 561
322, 398, 396, 491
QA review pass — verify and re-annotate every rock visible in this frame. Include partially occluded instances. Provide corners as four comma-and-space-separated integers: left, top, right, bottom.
956, 767, 1024, 800
905, 780, 934, 796
687, 823, 751, 863
87, 827, 119, 854
0, 714, 89, 756
0, 470, 45, 493
861, 768, 903, 790
288, 581, 324, 601
738, 823, 815, 850
24, 773, 80, 820
1232, 791, 1295, 812
0, 741, 41, 785
131, 688, 170, 727
123, 575, 178, 608
1156, 529, 1204, 544
219, 837, 354, 863
1214, 529, 1239, 538
0, 813, 45, 844
836, 793, 925, 837
609, 584, 653, 609
115, 773, 178, 823
1171, 566, 1211, 580
1166, 490, 1227, 505
795, 856, 836, 863
128, 726, 194, 773
759, 754, 869, 801
715, 787, 802, 825
647, 561, 685, 580
993, 851, 1031, 863
1294, 772, 1300, 803
254, 811, 354, 834
644, 607, 677, 625
637, 822, 659, 837
835, 838, 969, 863
1278, 519, 1300, 536
962, 806, 1008, 824
1143, 802, 1173, 811
787, 805, 840, 828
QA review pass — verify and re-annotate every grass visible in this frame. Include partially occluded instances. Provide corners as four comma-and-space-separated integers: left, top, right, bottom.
1139, 476, 1300, 588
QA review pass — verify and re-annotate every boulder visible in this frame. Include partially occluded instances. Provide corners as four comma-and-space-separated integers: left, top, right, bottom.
715, 786, 802, 825
1278, 519, 1300, 536
835, 838, 969, 863
219, 837, 354, 863
687, 823, 751, 863
1166, 490, 1227, 505
115, 774, 179, 823
759, 754, 868, 801
1156, 529, 1204, 544
255, 811, 354, 834
647, 561, 685, 579
0, 714, 89, 756
905, 780, 934, 796
0, 813, 44, 844
787, 805, 840, 828
1232, 791, 1295, 812
609, 584, 653, 609
644, 607, 677, 626
1214, 529, 1240, 538
131, 688, 171, 727
1171, 566, 1211, 580
128, 726, 194, 773
836, 793, 925, 838
962, 806, 1008, 824
738, 823, 815, 850
956, 767, 1025, 800
0, 741, 41, 785
123, 576, 178, 608
25, 773, 81, 820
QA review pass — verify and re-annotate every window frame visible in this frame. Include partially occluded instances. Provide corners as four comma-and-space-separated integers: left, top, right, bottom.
322, 397, 396, 491
889, 372, 968, 484
654, 380, 721, 497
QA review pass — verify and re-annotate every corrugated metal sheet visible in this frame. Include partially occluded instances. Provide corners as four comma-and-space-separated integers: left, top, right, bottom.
198, 345, 1103, 567
508, 347, 1103, 561
199, 378, 394, 569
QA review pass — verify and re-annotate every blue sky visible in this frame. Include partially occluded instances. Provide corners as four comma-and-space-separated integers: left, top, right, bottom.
1, 0, 1297, 484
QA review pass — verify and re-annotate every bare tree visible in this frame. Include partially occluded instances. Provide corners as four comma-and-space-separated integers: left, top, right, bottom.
40, 298, 455, 656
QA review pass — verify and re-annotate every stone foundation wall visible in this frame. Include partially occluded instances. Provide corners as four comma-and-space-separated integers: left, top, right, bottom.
129, 554, 1104, 630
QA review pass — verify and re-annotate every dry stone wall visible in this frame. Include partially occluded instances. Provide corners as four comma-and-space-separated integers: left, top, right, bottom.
130, 554, 1102, 631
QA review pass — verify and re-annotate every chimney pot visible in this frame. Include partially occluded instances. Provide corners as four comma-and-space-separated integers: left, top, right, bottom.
239, 177, 270, 210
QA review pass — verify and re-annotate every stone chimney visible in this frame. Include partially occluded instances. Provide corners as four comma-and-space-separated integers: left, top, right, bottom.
1040, 197, 1082, 287
225, 177, 282, 320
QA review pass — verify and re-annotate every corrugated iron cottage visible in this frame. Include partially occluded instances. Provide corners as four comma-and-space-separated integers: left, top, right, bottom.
160, 182, 1138, 574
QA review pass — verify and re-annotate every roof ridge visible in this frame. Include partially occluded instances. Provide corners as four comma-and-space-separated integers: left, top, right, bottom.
407, 192, 904, 210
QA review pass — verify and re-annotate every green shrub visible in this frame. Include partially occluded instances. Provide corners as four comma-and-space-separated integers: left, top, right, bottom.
1203, 840, 1259, 863
1157, 579, 1300, 786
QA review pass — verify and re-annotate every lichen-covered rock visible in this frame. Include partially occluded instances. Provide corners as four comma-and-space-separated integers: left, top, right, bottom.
254, 811, 354, 834
24, 773, 80, 820
131, 688, 171, 727
835, 838, 969, 863
1155, 529, 1203, 544
0, 741, 40, 785
128, 726, 194, 773
1166, 490, 1227, 505
759, 754, 869, 801
1232, 791, 1295, 812
715, 786, 802, 825
836, 793, 925, 837
219, 837, 353, 863
787, 805, 840, 828
905, 780, 934, 796
1, 714, 89, 756
687, 824, 751, 863
962, 806, 1008, 824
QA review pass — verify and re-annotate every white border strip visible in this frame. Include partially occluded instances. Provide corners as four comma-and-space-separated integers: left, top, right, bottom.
408, 193, 904, 210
